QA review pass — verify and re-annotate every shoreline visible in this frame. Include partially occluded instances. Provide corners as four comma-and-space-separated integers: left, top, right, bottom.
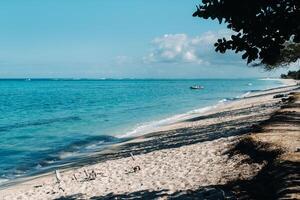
0, 79, 291, 183
0, 79, 299, 199
0, 78, 299, 184
120, 78, 297, 138
124, 78, 298, 135
0, 78, 290, 184
0, 80, 297, 198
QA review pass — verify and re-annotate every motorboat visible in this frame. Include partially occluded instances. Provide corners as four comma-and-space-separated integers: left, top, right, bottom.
190, 85, 204, 90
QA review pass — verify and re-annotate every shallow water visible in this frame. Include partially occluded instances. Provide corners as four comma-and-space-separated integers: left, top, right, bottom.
0, 78, 283, 181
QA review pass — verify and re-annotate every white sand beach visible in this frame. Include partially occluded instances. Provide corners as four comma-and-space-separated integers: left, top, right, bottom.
1, 80, 299, 200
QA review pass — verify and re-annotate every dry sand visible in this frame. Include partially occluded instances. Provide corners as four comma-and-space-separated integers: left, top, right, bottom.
0, 79, 299, 200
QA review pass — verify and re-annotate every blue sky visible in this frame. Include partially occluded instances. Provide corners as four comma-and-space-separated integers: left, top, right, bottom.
0, 0, 295, 78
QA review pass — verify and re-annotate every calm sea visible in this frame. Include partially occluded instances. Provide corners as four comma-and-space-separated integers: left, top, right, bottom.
0, 78, 283, 183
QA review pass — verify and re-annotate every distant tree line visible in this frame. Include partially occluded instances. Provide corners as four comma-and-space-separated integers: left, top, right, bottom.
280, 70, 300, 80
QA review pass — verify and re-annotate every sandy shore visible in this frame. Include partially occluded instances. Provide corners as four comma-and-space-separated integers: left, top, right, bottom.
0, 80, 299, 200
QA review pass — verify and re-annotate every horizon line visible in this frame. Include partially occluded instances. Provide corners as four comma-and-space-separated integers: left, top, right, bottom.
0, 77, 280, 80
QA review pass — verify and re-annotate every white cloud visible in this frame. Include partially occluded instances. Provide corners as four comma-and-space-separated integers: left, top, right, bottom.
144, 34, 202, 64
144, 30, 235, 66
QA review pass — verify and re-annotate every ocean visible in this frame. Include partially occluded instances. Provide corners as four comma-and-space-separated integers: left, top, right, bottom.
0, 78, 283, 183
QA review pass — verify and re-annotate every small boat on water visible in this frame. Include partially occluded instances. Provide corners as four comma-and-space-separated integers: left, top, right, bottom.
190, 85, 204, 90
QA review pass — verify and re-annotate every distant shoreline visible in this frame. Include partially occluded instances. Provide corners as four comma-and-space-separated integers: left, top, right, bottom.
121, 78, 298, 137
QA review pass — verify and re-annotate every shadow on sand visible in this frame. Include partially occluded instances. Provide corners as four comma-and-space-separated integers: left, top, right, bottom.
220, 137, 299, 200
56, 137, 299, 200
42, 92, 300, 199
63, 101, 280, 169
0, 99, 280, 189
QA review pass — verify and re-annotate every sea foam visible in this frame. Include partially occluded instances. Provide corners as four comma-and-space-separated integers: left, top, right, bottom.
119, 104, 218, 138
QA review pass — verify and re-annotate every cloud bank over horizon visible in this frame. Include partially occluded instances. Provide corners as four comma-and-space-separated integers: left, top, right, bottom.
137, 30, 298, 78
143, 30, 244, 67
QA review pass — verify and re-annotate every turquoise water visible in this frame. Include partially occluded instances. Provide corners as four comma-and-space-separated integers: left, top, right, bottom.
0, 79, 283, 182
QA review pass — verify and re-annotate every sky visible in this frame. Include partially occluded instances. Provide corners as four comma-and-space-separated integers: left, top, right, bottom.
0, 0, 296, 78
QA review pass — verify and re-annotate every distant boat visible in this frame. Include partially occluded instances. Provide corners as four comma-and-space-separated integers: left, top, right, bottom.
190, 85, 204, 90
25, 78, 31, 81
247, 83, 252, 86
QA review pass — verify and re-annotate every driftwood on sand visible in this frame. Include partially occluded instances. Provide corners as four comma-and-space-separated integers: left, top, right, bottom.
55, 170, 61, 183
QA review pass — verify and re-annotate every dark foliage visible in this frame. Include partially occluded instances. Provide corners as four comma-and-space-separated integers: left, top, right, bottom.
193, 0, 300, 69
281, 69, 300, 80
